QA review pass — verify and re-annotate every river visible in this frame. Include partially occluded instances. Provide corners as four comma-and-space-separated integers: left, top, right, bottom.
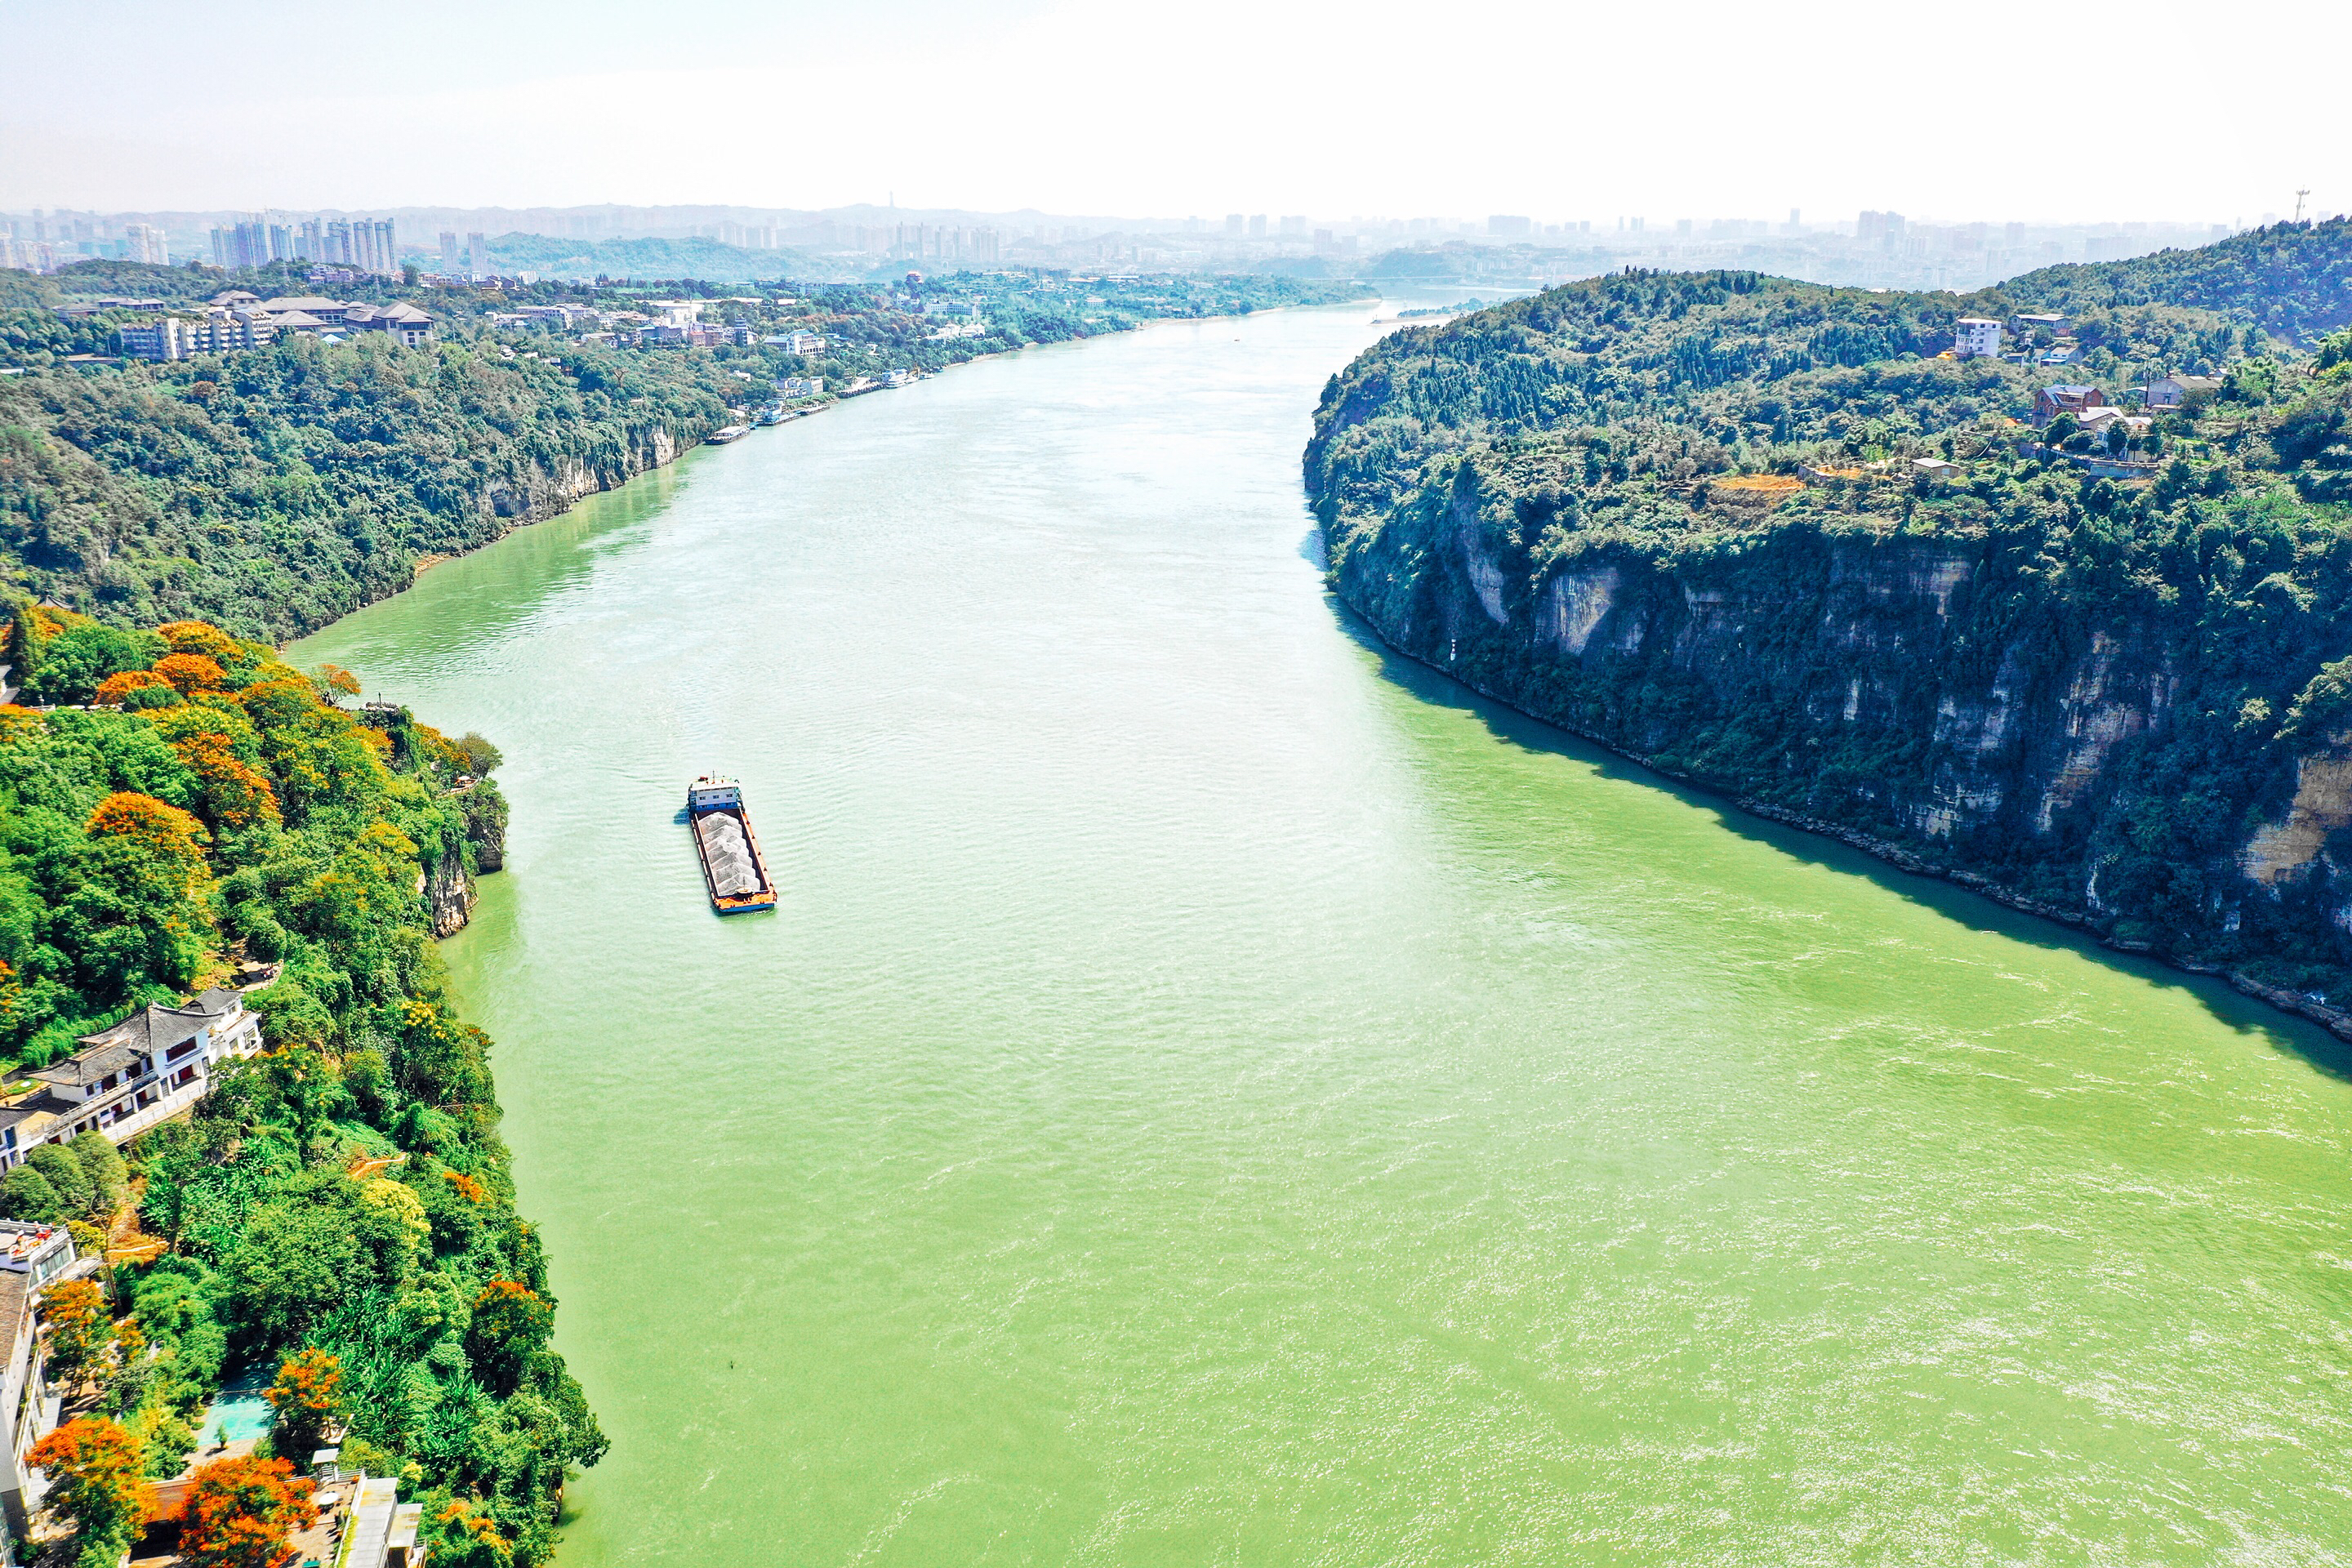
293, 305, 2352, 1566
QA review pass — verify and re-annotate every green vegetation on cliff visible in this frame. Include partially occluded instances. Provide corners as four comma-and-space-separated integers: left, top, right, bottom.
0, 609, 594, 1566
1307, 226, 2352, 1013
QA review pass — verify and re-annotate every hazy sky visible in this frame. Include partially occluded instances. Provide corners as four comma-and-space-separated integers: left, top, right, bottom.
4, 0, 2342, 225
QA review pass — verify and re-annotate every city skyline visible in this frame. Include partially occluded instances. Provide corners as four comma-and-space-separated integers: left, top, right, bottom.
2, 199, 2270, 299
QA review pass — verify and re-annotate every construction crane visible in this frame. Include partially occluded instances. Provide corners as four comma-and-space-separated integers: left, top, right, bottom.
2295, 187, 2310, 222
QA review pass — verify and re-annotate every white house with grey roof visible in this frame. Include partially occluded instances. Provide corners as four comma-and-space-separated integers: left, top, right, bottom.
0, 988, 262, 1169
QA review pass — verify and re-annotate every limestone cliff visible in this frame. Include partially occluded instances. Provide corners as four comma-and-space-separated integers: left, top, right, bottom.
1325, 486, 2352, 1036
422, 835, 478, 940
1305, 261, 2352, 1031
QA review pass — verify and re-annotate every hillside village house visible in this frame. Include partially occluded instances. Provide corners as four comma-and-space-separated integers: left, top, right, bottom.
2145, 372, 2224, 408
1952, 317, 2004, 358
0, 988, 263, 1167
2033, 383, 2108, 423
2072, 406, 2155, 452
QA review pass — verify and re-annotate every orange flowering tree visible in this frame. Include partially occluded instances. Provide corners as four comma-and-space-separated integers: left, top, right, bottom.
0, 957, 23, 1036
154, 621, 243, 664
442, 1169, 488, 1205
85, 792, 212, 887
176, 1454, 316, 1568
313, 663, 362, 698
152, 706, 281, 831
92, 668, 173, 706
431, 1499, 514, 1568
39, 1277, 114, 1392
262, 1348, 344, 1460
26, 1415, 151, 1568
464, 1281, 554, 1393
153, 652, 228, 695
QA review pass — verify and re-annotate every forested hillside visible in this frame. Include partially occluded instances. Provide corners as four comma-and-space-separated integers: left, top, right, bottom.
0, 332, 735, 640
2005, 216, 2352, 345
1306, 236, 2352, 1030
2, 261, 1361, 641
0, 610, 595, 1567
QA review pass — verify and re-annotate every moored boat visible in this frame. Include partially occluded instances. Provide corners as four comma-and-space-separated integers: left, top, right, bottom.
707, 424, 750, 444
685, 776, 777, 914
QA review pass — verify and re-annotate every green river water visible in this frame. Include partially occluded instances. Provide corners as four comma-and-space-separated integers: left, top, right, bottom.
293, 305, 2352, 1566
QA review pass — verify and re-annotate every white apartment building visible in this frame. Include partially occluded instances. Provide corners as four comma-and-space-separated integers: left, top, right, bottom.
1953, 318, 2004, 359
0, 1220, 77, 1548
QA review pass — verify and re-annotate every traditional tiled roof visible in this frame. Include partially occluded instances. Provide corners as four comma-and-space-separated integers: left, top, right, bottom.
33, 1042, 143, 1088
54, 989, 242, 1077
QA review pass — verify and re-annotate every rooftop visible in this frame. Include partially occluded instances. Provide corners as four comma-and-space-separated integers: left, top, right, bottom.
64, 988, 240, 1070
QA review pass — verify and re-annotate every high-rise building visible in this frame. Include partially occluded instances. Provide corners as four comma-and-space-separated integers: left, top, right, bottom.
439, 231, 461, 272
352, 219, 397, 276
124, 224, 168, 265
1224, 214, 1244, 237
466, 233, 489, 278
209, 218, 274, 270
1278, 215, 1307, 235
0, 238, 60, 274
1247, 214, 1267, 238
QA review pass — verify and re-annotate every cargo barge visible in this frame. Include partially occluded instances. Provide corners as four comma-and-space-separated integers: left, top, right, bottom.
685, 776, 777, 914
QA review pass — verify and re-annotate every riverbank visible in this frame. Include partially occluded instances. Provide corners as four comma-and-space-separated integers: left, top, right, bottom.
1344, 609, 2352, 1049
3, 268, 1370, 644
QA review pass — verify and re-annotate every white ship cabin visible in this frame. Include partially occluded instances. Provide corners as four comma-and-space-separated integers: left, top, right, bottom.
688, 777, 743, 812
0, 988, 263, 1167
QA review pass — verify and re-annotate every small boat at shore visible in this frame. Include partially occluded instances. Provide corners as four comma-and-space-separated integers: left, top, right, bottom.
685, 776, 777, 914
707, 424, 750, 444
754, 403, 793, 426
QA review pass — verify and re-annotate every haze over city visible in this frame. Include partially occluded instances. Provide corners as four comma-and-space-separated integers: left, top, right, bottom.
6, 0, 2342, 224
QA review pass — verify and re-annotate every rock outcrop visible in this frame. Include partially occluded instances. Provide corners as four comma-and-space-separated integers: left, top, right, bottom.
422, 835, 478, 939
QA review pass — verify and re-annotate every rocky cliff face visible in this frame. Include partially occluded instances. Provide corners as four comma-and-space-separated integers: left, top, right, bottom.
477, 428, 682, 533
422, 835, 478, 940
1330, 484, 2352, 1036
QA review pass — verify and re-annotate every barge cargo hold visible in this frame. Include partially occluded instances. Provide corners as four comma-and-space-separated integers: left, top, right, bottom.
685, 776, 777, 914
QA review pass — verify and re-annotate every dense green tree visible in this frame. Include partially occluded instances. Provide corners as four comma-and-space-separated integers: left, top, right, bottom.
0, 1163, 64, 1223
26, 1144, 94, 1216
69, 1129, 127, 1214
